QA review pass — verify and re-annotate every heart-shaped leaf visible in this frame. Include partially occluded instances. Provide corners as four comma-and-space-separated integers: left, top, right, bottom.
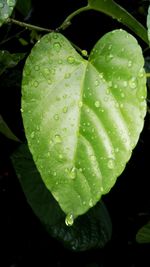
11, 144, 112, 251
0, 0, 16, 27
21, 30, 147, 220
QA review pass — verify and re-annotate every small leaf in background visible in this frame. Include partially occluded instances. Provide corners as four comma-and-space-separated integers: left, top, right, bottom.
21, 30, 146, 220
0, 115, 20, 141
147, 5, 150, 43
15, 0, 32, 18
0, 50, 25, 76
11, 144, 112, 251
136, 221, 150, 244
0, 0, 16, 27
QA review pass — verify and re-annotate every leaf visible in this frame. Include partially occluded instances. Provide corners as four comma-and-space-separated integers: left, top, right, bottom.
147, 5, 150, 43
16, 0, 32, 17
11, 144, 112, 251
88, 0, 148, 44
0, 115, 20, 141
136, 221, 150, 244
0, 50, 25, 76
21, 31, 147, 220
0, 0, 16, 27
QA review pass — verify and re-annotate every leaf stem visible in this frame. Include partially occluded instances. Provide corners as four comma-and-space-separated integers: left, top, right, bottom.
7, 18, 53, 32
57, 5, 91, 31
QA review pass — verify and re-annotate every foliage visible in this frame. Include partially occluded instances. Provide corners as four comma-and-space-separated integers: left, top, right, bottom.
0, 0, 150, 253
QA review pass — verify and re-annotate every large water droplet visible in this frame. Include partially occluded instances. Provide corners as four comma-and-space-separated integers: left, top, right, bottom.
129, 78, 136, 89
94, 100, 100, 108
107, 158, 115, 169
53, 42, 61, 52
67, 56, 75, 64
69, 167, 76, 179
31, 131, 35, 138
89, 199, 93, 207
65, 213, 74, 226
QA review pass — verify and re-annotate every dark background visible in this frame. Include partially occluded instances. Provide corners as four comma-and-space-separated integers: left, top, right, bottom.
0, 0, 150, 266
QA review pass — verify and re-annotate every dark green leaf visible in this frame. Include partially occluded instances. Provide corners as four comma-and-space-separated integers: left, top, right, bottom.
11, 144, 112, 251
21, 31, 146, 220
136, 221, 150, 243
0, 0, 16, 27
0, 50, 25, 75
0, 115, 20, 141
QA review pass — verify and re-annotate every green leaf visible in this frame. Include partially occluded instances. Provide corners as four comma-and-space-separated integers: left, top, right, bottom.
0, 0, 16, 27
88, 0, 148, 44
11, 144, 112, 251
136, 221, 150, 244
0, 50, 25, 76
21, 31, 147, 220
147, 6, 150, 43
0, 115, 20, 141
16, 0, 32, 17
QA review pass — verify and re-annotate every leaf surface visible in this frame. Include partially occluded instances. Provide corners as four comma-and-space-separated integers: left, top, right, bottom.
11, 144, 112, 251
22, 30, 147, 219
136, 221, 150, 244
0, 0, 16, 27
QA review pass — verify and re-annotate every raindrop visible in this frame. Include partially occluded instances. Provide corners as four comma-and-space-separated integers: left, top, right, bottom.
47, 79, 52, 84
54, 114, 59, 120
65, 213, 74, 226
89, 199, 93, 207
69, 167, 76, 179
63, 106, 68, 113
107, 158, 115, 169
59, 154, 63, 159
78, 101, 83, 108
129, 78, 136, 89
33, 81, 38, 87
120, 103, 124, 108
53, 42, 61, 52
53, 171, 57, 176
20, 108, 23, 113
121, 92, 125, 98
94, 100, 100, 108
101, 186, 104, 192
31, 131, 35, 138
108, 44, 112, 50
64, 73, 71, 79
67, 56, 75, 64
128, 61, 132, 67
54, 134, 62, 144
95, 80, 99, 86
99, 73, 104, 79
123, 81, 127, 87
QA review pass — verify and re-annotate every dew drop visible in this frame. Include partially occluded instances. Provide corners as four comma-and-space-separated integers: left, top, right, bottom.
31, 131, 35, 138
121, 92, 125, 98
108, 44, 112, 50
82, 50, 88, 57
53, 42, 61, 52
63, 106, 68, 113
107, 158, 115, 169
67, 56, 75, 64
64, 73, 71, 79
59, 154, 63, 159
78, 101, 83, 108
89, 199, 93, 207
123, 81, 127, 88
128, 61, 132, 67
94, 100, 100, 108
54, 114, 59, 120
65, 213, 74, 226
53, 171, 57, 176
101, 186, 104, 192
33, 81, 38, 87
69, 167, 76, 179
95, 80, 99, 86
54, 134, 62, 144
129, 78, 136, 89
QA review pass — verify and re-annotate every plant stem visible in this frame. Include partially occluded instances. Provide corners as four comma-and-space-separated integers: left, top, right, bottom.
7, 18, 52, 32
146, 73, 150, 78
57, 5, 91, 31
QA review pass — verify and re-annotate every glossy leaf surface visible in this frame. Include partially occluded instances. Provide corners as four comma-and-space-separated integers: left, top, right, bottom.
22, 30, 146, 219
0, 0, 16, 27
11, 144, 112, 251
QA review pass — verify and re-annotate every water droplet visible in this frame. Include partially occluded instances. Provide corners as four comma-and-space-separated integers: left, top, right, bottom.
107, 158, 115, 169
53, 33, 58, 39
114, 84, 118, 89
53, 171, 57, 176
31, 131, 35, 138
20, 108, 24, 113
128, 61, 132, 67
65, 213, 74, 226
63, 106, 68, 113
129, 78, 136, 89
48, 79, 52, 84
99, 73, 104, 79
89, 199, 93, 207
59, 154, 63, 159
108, 44, 112, 50
69, 167, 76, 179
120, 103, 124, 108
95, 80, 99, 86
138, 68, 144, 78
121, 92, 125, 98
82, 50, 88, 57
123, 81, 127, 87
53, 42, 61, 52
33, 81, 38, 87
108, 81, 112, 87
54, 114, 59, 120
67, 56, 75, 64
100, 186, 104, 192
54, 134, 62, 144
79, 168, 82, 172
78, 101, 83, 108
94, 100, 100, 108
